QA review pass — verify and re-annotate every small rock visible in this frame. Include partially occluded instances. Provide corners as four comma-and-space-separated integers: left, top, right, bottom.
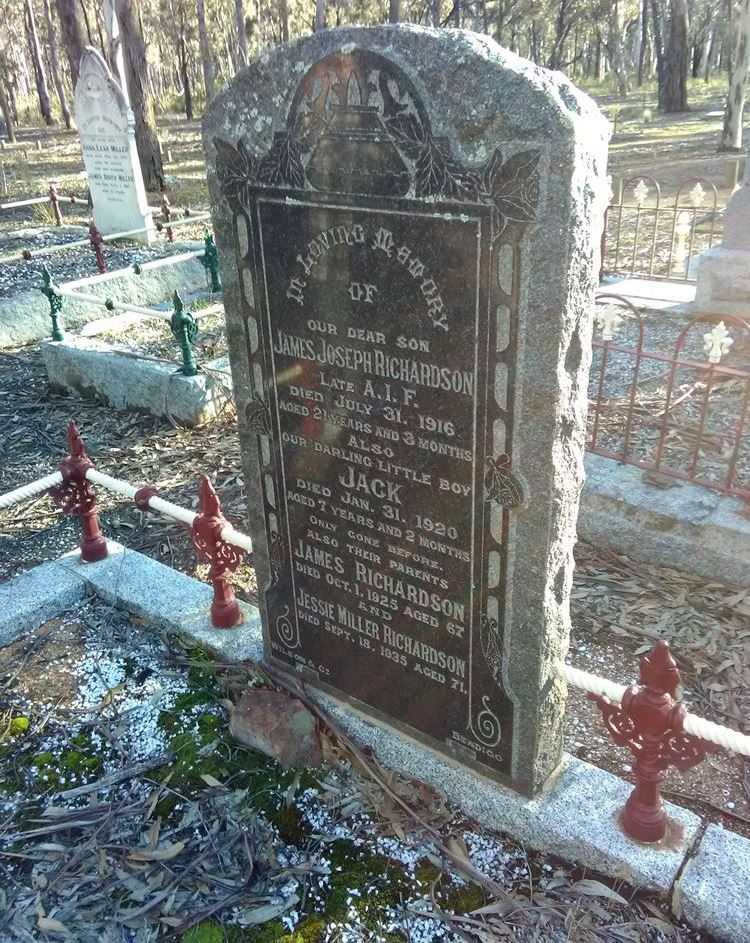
228, 688, 323, 769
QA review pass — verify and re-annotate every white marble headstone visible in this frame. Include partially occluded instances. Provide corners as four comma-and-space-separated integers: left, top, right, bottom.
74, 47, 154, 243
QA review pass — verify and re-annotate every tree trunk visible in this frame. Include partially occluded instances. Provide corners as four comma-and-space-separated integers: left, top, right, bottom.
55, 0, 88, 86
608, 0, 630, 97
113, 0, 165, 191
430, 0, 440, 26
702, 25, 715, 81
389, 0, 400, 22
0, 72, 16, 143
196, 0, 215, 100
43, 0, 73, 129
235, 0, 247, 67
637, 0, 649, 84
314, 0, 325, 30
721, 0, 750, 150
179, 35, 194, 119
279, 0, 289, 42
660, 0, 689, 112
25, 0, 54, 125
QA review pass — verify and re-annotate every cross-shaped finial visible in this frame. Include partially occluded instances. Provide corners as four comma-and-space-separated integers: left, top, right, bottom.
595, 305, 624, 341
633, 179, 649, 206
703, 321, 733, 364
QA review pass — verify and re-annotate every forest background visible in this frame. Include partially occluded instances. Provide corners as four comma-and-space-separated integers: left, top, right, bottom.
1, 0, 748, 201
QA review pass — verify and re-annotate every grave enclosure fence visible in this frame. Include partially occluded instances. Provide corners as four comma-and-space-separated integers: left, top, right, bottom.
601, 175, 724, 282
1, 420, 749, 845
589, 293, 750, 510
39, 229, 223, 377
0, 182, 210, 273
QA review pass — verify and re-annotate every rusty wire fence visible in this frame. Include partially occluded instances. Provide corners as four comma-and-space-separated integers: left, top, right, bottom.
588, 294, 750, 507
602, 175, 724, 282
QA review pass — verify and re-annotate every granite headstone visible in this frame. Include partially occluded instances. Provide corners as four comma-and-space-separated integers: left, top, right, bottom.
204, 26, 608, 795
74, 47, 154, 243
694, 151, 750, 317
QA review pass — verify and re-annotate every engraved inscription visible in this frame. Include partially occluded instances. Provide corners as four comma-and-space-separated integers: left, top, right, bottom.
215, 47, 540, 782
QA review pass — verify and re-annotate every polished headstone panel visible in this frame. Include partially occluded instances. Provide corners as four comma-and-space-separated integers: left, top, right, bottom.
204, 26, 608, 795
74, 47, 154, 242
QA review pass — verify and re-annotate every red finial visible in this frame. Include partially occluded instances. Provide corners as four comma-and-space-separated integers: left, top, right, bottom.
198, 475, 222, 518
589, 639, 716, 842
639, 639, 680, 698
190, 477, 243, 629
67, 419, 86, 461
52, 420, 107, 563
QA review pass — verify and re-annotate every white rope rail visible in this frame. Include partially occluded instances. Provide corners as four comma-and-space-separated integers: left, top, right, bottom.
85, 468, 253, 553
0, 195, 51, 210
559, 661, 750, 757
60, 250, 206, 290
99, 213, 212, 243
52, 285, 172, 322
0, 472, 63, 510
682, 714, 750, 755
558, 662, 627, 703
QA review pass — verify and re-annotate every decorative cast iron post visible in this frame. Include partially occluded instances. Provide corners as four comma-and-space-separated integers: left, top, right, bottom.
170, 290, 199, 376
88, 220, 106, 273
189, 476, 244, 628
200, 231, 221, 292
48, 183, 63, 226
161, 194, 174, 242
50, 420, 108, 563
589, 640, 716, 842
40, 265, 64, 341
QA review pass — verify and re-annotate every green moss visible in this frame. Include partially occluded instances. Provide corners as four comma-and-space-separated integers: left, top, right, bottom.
268, 803, 310, 845
322, 838, 411, 928
444, 882, 486, 914
223, 915, 327, 943
182, 922, 224, 943
9, 716, 30, 737
414, 859, 442, 889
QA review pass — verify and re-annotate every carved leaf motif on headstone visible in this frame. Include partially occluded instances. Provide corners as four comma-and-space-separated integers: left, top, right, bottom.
214, 139, 258, 206
269, 528, 284, 584
482, 148, 541, 237
245, 393, 272, 436
480, 614, 502, 683
256, 131, 306, 189
484, 454, 525, 508
415, 134, 477, 200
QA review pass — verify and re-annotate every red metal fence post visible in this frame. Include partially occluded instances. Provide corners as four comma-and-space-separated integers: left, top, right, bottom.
589, 640, 717, 842
189, 476, 244, 628
88, 220, 106, 273
48, 183, 63, 226
50, 420, 108, 563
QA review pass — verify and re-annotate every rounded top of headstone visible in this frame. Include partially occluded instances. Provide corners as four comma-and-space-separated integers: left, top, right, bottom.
204, 25, 606, 172
74, 47, 129, 135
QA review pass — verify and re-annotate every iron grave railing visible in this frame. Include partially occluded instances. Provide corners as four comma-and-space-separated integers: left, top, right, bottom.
588, 294, 750, 507
38, 230, 223, 377
601, 175, 723, 283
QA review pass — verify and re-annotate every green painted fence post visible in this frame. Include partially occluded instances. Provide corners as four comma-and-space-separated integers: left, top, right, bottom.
170, 290, 199, 377
40, 264, 64, 341
200, 231, 221, 293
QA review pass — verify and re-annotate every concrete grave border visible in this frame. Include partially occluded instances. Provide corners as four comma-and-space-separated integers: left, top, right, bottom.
40, 337, 233, 427
579, 453, 750, 587
2, 541, 748, 940
0, 242, 208, 349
